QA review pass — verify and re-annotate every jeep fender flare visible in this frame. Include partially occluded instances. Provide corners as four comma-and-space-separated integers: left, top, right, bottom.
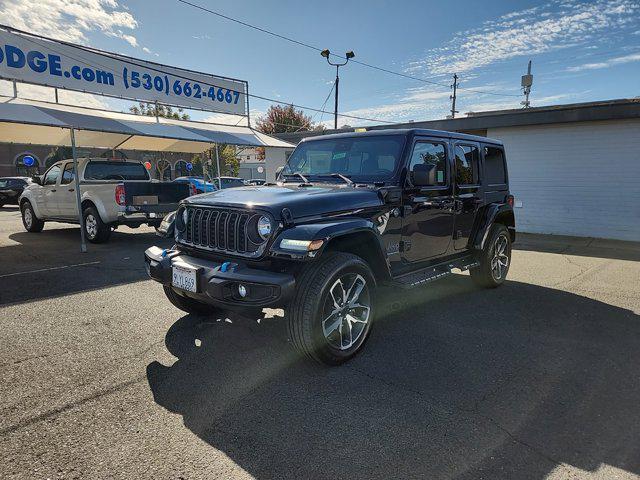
472, 203, 515, 251
271, 218, 390, 278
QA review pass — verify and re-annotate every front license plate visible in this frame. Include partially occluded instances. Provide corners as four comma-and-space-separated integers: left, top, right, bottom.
172, 264, 197, 293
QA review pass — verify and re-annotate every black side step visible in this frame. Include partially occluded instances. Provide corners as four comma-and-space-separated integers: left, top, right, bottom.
392, 256, 480, 289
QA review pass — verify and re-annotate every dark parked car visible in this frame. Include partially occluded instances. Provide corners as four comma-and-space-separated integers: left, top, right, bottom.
145, 129, 515, 365
0, 177, 31, 207
244, 179, 266, 186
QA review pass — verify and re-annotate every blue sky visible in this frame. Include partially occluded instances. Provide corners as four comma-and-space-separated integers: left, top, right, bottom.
1, 0, 639, 127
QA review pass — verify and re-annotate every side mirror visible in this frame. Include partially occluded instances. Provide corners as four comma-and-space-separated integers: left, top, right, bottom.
411, 164, 437, 186
31, 175, 42, 186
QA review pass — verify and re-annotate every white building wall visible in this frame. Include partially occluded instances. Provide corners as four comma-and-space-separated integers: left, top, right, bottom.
488, 119, 640, 241
264, 147, 293, 182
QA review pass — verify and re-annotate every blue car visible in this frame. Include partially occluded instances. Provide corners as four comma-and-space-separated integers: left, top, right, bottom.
174, 176, 217, 194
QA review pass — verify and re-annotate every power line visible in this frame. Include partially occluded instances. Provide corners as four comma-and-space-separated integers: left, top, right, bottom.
175, 0, 521, 98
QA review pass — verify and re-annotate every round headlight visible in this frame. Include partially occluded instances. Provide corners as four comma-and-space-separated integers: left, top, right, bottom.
257, 215, 272, 240
175, 208, 187, 232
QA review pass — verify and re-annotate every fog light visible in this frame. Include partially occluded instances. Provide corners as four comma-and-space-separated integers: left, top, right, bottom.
238, 284, 247, 298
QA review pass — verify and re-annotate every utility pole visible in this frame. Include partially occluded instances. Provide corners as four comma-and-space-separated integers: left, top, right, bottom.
521, 60, 533, 108
450, 74, 459, 119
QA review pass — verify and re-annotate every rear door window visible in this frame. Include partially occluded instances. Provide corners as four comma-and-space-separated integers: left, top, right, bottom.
84, 161, 149, 181
61, 163, 75, 185
483, 146, 507, 185
454, 145, 480, 186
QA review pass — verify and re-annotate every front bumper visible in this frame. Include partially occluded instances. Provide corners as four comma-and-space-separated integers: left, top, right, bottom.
144, 246, 295, 308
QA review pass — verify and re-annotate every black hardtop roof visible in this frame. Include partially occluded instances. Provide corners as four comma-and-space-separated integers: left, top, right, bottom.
300, 128, 503, 146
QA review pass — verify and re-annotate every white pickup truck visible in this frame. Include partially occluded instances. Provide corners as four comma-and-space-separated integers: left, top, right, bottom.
19, 158, 192, 243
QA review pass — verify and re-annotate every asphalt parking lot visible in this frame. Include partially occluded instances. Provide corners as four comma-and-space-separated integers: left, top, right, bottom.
1, 206, 639, 480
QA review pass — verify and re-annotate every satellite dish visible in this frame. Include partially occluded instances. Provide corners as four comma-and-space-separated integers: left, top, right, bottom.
22, 155, 35, 167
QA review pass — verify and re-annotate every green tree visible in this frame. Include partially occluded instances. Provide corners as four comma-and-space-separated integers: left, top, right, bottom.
191, 144, 239, 179
129, 102, 190, 120
45, 146, 73, 167
255, 104, 316, 134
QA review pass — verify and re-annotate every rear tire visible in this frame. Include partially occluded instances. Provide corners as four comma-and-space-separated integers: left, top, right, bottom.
21, 200, 44, 232
470, 224, 511, 288
83, 206, 111, 243
163, 285, 228, 317
288, 252, 376, 366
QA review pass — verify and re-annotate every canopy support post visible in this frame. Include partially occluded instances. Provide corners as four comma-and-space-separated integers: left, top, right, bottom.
70, 128, 87, 253
245, 83, 251, 127
12, 80, 17, 98
215, 144, 222, 189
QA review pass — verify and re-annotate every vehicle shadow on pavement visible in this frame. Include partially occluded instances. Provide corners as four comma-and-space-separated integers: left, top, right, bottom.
0, 228, 171, 305
146, 276, 640, 480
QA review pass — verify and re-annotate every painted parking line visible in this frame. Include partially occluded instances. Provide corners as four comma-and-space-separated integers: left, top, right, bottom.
0, 261, 101, 278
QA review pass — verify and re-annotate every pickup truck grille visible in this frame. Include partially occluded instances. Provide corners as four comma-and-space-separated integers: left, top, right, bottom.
178, 206, 264, 257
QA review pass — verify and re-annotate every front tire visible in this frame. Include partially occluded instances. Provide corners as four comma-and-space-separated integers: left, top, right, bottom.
83, 206, 111, 243
288, 252, 376, 366
470, 224, 512, 288
163, 285, 228, 317
21, 200, 44, 232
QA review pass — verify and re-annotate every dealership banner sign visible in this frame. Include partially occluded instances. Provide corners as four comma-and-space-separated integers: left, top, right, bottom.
0, 26, 248, 115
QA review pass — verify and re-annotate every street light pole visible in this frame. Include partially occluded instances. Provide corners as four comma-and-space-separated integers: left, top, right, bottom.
321, 49, 355, 130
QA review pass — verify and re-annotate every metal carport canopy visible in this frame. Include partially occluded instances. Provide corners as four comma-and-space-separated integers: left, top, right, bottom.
0, 95, 293, 151
0, 94, 293, 252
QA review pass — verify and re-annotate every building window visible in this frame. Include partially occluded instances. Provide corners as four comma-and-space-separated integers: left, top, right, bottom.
15, 153, 41, 176
156, 159, 172, 181
175, 160, 189, 177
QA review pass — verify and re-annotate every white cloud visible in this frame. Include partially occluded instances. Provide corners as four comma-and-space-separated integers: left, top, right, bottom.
0, 80, 108, 109
410, 0, 640, 75
142, 47, 151, 54
567, 52, 640, 71
202, 109, 264, 127
0, 0, 139, 45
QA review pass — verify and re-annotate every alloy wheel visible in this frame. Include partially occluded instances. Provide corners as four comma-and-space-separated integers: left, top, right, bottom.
491, 233, 510, 281
85, 214, 98, 239
321, 273, 371, 351
23, 207, 32, 228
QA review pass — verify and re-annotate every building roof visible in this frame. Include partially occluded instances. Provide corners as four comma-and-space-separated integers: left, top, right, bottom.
299, 128, 503, 145
0, 95, 294, 152
275, 98, 640, 144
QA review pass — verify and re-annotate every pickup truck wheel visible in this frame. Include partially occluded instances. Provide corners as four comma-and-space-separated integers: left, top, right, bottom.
163, 285, 227, 317
288, 252, 376, 366
471, 224, 511, 288
83, 207, 111, 243
21, 200, 44, 232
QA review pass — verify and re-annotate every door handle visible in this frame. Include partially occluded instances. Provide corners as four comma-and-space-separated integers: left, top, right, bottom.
50, 189, 56, 192
68, 188, 75, 192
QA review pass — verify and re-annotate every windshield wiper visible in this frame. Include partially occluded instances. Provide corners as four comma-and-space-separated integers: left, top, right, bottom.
281, 172, 310, 184
318, 173, 354, 186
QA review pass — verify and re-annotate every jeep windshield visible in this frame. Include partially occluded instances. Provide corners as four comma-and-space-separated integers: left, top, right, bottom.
282, 135, 405, 183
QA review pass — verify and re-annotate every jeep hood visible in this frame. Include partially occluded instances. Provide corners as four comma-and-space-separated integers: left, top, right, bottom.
184, 184, 383, 219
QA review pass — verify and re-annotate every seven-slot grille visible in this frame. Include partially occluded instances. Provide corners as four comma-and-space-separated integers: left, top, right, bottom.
179, 206, 263, 256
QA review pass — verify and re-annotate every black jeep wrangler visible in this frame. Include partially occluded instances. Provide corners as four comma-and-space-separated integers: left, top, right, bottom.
145, 129, 515, 365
